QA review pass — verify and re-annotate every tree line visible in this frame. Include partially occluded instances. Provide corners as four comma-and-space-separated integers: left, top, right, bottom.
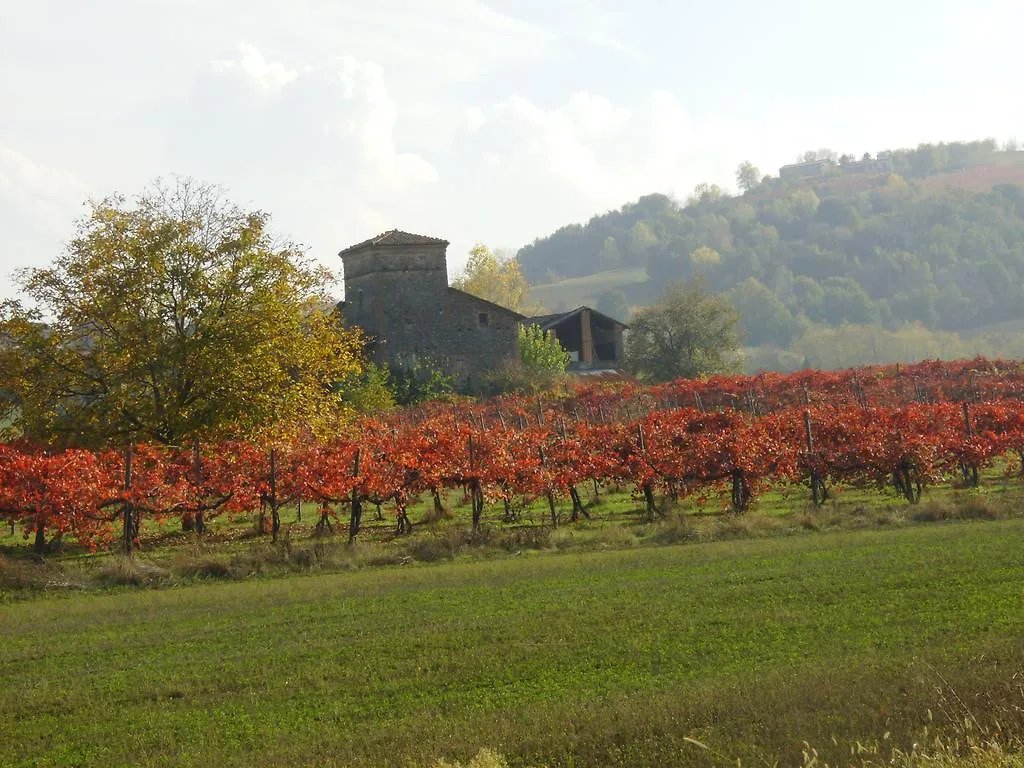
517, 139, 1024, 356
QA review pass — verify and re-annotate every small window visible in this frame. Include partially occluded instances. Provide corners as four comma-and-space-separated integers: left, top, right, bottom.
478, 312, 489, 327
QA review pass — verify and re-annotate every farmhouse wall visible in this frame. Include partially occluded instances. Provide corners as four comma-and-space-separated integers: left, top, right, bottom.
339, 233, 523, 387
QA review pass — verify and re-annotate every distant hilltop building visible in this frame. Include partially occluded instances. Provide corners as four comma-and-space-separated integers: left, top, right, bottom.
778, 159, 835, 182
843, 155, 894, 174
779, 154, 894, 182
337, 230, 628, 386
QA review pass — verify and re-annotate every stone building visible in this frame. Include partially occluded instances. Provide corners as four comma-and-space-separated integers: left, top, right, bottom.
338, 230, 525, 384
778, 159, 835, 182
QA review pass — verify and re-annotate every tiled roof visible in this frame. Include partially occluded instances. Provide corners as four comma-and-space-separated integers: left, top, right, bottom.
527, 311, 570, 328
527, 305, 629, 330
338, 229, 449, 256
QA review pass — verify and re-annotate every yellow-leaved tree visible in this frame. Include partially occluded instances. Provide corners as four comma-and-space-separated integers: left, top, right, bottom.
451, 244, 543, 314
0, 177, 367, 447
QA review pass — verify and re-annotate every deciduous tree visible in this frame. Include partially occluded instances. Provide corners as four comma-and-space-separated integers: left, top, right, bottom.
452, 244, 540, 314
625, 279, 741, 382
735, 161, 762, 193
0, 178, 365, 446
519, 324, 570, 374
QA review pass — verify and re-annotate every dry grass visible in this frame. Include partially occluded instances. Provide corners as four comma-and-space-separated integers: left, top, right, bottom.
551, 523, 637, 551
648, 512, 700, 545
95, 555, 171, 586
0, 553, 86, 594
432, 749, 514, 768
912, 497, 1005, 523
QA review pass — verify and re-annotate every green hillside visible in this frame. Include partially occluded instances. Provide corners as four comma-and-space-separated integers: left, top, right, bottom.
518, 139, 1024, 368
527, 266, 647, 313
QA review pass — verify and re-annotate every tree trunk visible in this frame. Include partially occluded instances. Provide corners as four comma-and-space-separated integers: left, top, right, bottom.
122, 504, 136, 554
194, 509, 206, 534
961, 462, 979, 488
898, 464, 922, 504
33, 522, 45, 558
502, 495, 517, 524
731, 471, 750, 513
348, 491, 363, 543
348, 448, 362, 543
568, 485, 589, 521
316, 504, 333, 534
642, 483, 657, 522
546, 490, 558, 528
810, 472, 828, 505
471, 481, 484, 532
123, 445, 135, 554
395, 504, 412, 535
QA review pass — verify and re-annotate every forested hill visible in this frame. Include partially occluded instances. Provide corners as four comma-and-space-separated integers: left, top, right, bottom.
518, 139, 1024, 356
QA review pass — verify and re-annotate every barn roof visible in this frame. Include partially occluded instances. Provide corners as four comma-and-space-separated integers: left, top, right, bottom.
528, 305, 629, 330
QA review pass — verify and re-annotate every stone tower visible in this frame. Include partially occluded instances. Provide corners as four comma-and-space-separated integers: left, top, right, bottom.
338, 230, 525, 381
339, 230, 451, 367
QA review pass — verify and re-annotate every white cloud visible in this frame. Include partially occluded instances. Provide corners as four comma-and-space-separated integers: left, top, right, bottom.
465, 107, 487, 134
958, 0, 1024, 45
3, 0, 1024, 300
167, 44, 439, 283
209, 43, 299, 95
0, 145, 89, 292
459, 91, 735, 213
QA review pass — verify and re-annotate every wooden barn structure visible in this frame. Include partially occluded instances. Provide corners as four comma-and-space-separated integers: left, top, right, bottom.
527, 307, 628, 371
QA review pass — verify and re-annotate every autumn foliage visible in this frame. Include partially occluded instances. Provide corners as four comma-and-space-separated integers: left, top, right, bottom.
4, 356, 1024, 556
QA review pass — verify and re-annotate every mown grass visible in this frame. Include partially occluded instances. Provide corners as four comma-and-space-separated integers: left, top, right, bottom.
527, 267, 648, 311
3, 520, 1024, 767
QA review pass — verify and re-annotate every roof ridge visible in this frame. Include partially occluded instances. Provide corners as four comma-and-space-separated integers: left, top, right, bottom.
338, 229, 450, 257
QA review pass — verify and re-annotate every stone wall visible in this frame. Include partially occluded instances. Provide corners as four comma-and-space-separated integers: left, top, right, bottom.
340, 242, 522, 387
438, 289, 522, 387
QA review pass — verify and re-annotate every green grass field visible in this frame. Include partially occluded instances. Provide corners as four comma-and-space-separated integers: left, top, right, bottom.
527, 267, 647, 312
4, 516, 1024, 767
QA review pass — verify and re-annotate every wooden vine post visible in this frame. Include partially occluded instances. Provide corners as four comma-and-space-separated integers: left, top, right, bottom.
538, 445, 558, 527
348, 447, 362, 543
961, 401, 979, 487
562, 418, 588, 522
122, 444, 136, 555
637, 424, 657, 522
192, 439, 207, 534
269, 448, 282, 541
468, 435, 484, 532
804, 411, 827, 505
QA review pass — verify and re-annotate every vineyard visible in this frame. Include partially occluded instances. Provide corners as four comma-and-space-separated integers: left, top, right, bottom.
5, 356, 1024, 558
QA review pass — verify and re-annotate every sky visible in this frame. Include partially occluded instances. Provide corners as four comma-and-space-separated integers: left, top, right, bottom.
1, 0, 1022, 299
